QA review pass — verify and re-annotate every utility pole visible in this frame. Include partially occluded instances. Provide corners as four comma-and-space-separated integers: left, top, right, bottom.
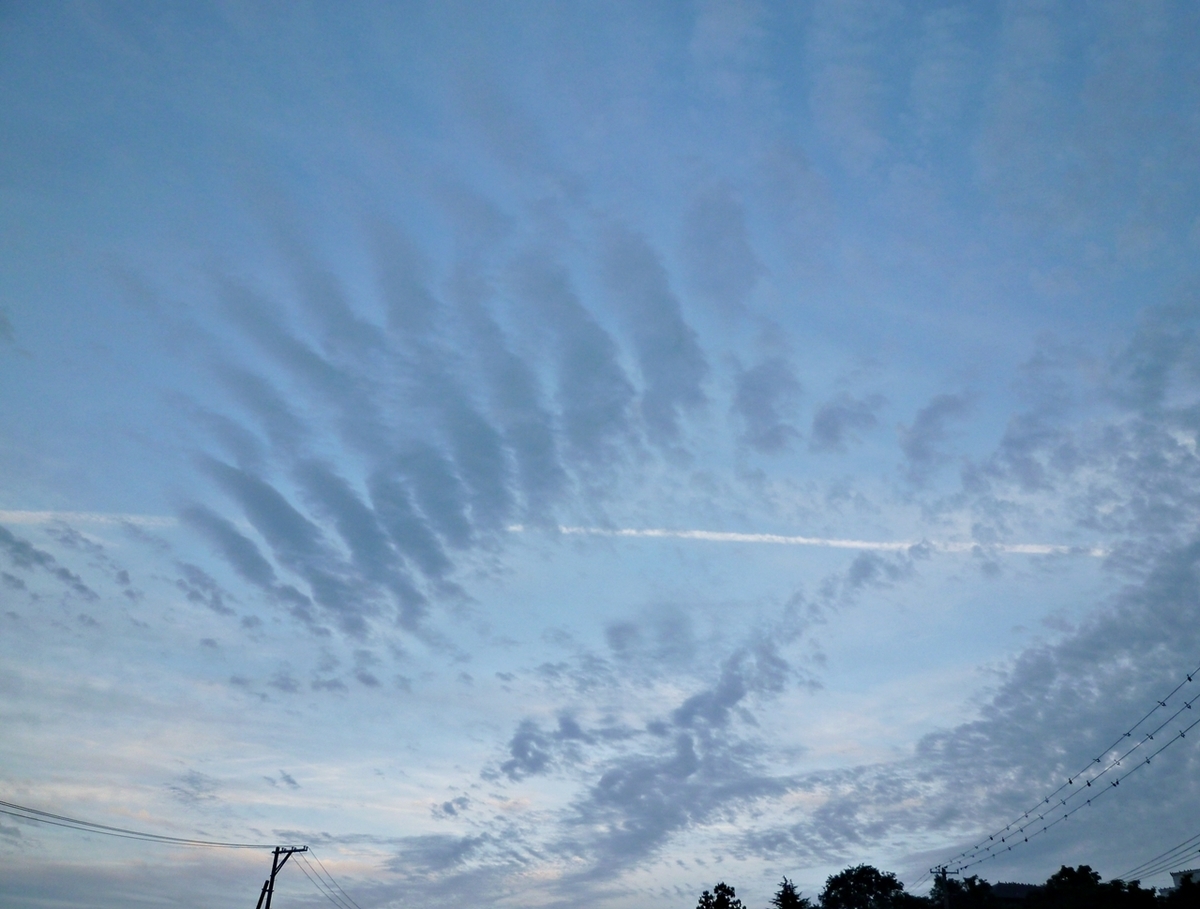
255, 846, 308, 909
930, 865, 953, 909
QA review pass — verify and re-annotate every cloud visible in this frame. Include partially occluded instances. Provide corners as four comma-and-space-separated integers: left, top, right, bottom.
497, 714, 598, 781
180, 504, 279, 589
508, 251, 636, 473
682, 185, 763, 316
294, 459, 426, 627
602, 226, 709, 445
175, 563, 236, 616
199, 458, 374, 635
0, 525, 98, 601
452, 267, 566, 517
810, 393, 884, 452
366, 468, 454, 580
733, 357, 803, 453
897, 393, 972, 483
0, 511, 175, 528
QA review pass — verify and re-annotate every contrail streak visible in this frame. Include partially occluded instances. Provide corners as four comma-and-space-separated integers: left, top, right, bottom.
508, 525, 1106, 557
0, 510, 177, 528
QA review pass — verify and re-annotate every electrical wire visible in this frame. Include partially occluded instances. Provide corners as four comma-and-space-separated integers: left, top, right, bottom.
295, 854, 357, 909
1121, 830, 1200, 881
1127, 849, 1200, 884
2, 796, 367, 907
948, 711, 1200, 873
937, 659, 1200, 872
307, 848, 366, 909
0, 799, 277, 849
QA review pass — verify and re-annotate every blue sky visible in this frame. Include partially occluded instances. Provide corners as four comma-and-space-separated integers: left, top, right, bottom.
3, 3, 1200, 908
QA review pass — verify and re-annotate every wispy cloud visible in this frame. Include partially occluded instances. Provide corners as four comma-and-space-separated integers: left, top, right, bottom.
509, 525, 1106, 557
0, 510, 177, 528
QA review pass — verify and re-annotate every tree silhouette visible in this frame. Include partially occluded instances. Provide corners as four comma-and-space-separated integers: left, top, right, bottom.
697, 882, 744, 909
772, 877, 812, 909
929, 874, 996, 909
819, 865, 909, 909
1028, 866, 1156, 909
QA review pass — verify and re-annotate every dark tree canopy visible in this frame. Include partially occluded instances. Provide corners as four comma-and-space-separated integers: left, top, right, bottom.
1161, 875, 1200, 909
929, 874, 996, 909
820, 865, 908, 909
689, 861, 1189, 909
772, 877, 813, 909
697, 882, 744, 909
1021, 865, 1158, 909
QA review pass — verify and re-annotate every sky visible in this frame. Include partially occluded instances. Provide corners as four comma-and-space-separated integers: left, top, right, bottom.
2, 2, 1200, 908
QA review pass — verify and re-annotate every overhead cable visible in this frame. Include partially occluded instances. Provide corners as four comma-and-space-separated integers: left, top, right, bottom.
1121, 829, 1200, 881
938, 658, 1200, 873
949, 712, 1200, 873
0, 798, 277, 849
307, 848, 366, 909
295, 854, 357, 909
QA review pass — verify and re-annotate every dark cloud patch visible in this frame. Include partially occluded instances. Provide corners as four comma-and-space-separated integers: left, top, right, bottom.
509, 253, 636, 472
842, 551, 912, 592
176, 563, 235, 616
810, 393, 884, 452
0, 525, 97, 601
181, 505, 278, 589
216, 366, 309, 457
434, 796, 470, 818
423, 378, 514, 534
602, 227, 708, 446
168, 770, 219, 806
189, 405, 266, 471
816, 550, 917, 604
2, 571, 26, 591
897, 393, 972, 483
0, 307, 14, 343
269, 671, 300, 694
200, 458, 373, 635
605, 607, 698, 669
569, 729, 791, 878
366, 469, 454, 579
733, 357, 803, 453
294, 460, 425, 628
44, 523, 106, 558
498, 713, 597, 781
285, 238, 388, 363
392, 444, 474, 550
672, 642, 790, 728
311, 677, 348, 693
453, 268, 566, 518
682, 186, 763, 315
1109, 300, 1200, 411
216, 279, 358, 408
387, 834, 492, 875
371, 221, 442, 338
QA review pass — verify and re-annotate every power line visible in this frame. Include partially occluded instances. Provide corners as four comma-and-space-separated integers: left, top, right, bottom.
939, 658, 1200, 873
949, 712, 1200, 873
1121, 830, 1200, 881
0, 798, 277, 849
295, 854, 357, 909
308, 848, 366, 909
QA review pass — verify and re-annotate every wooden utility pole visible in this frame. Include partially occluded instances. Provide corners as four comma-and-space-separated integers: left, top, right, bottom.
255, 846, 308, 909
